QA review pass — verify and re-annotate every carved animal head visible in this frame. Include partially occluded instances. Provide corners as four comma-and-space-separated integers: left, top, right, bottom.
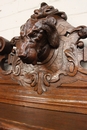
12, 17, 59, 64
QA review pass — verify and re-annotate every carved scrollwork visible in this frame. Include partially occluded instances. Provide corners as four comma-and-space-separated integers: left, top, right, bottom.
0, 2, 87, 94
64, 44, 78, 76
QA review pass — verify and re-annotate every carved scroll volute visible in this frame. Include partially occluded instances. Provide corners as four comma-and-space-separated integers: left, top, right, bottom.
0, 37, 13, 55
0, 37, 13, 68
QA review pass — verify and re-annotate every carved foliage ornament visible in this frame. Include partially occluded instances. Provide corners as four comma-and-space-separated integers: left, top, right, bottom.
0, 2, 87, 94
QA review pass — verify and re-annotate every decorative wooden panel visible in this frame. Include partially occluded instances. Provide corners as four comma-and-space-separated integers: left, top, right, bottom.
0, 2, 87, 129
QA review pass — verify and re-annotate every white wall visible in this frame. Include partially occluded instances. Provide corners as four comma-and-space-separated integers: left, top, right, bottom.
0, 0, 87, 40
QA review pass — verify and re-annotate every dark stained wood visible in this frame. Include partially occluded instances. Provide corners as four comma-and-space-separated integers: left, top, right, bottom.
0, 103, 87, 130
0, 2, 87, 94
0, 2, 87, 130
0, 82, 87, 114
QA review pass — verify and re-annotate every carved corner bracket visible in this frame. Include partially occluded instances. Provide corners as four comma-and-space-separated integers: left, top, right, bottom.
0, 2, 87, 94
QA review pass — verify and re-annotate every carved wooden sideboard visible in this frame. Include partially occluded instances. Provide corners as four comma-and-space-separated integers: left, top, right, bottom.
0, 2, 87, 130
